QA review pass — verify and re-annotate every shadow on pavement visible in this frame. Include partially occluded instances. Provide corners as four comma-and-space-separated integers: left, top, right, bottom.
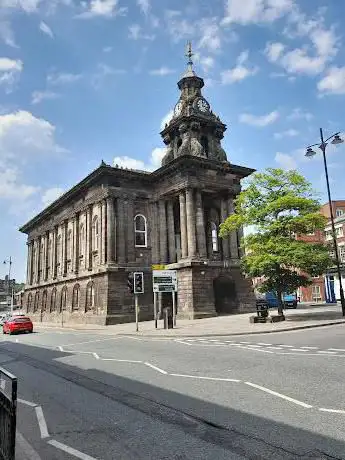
1, 340, 344, 460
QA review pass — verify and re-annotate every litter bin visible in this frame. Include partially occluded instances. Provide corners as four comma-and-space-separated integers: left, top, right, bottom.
163, 307, 173, 329
256, 301, 269, 319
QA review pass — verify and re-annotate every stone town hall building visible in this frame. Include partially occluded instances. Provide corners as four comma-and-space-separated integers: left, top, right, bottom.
20, 49, 255, 325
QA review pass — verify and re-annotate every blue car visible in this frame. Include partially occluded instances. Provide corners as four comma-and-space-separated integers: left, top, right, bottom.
265, 292, 298, 309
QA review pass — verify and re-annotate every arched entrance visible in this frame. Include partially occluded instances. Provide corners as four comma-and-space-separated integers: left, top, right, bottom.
213, 275, 238, 314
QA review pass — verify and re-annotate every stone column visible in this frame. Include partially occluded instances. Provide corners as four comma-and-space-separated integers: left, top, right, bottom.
29, 241, 34, 285
87, 205, 93, 270
151, 202, 159, 264
159, 200, 168, 264
179, 193, 188, 259
227, 197, 239, 259
74, 214, 79, 274
53, 227, 57, 279
26, 242, 32, 285
221, 199, 230, 259
127, 198, 135, 262
117, 198, 126, 264
167, 201, 176, 263
195, 191, 207, 258
101, 200, 107, 264
63, 221, 68, 276
186, 189, 196, 258
36, 237, 41, 284
106, 197, 115, 263
44, 231, 49, 280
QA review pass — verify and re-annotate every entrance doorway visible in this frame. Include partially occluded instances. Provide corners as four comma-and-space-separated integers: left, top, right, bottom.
213, 275, 238, 314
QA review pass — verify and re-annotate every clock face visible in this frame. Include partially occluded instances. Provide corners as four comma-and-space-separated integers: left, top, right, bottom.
174, 101, 183, 116
196, 98, 210, 113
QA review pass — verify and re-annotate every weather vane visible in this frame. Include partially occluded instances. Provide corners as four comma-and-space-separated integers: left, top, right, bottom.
185, 41, 194, 70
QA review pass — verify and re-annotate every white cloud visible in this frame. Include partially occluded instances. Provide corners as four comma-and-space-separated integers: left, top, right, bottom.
197, 17, 222, 53
274, 129, 299, 139
77, 0, 127, 19
0, 20, 17, 47
0, 164, 38, 200
318, 66, 345, 95
91, 63, 126, 89
165, 10, 195, 43
0, 57, 23, 92
31, 90, 59, 104
221, 50, 258, 84
239, 110, 279, 127
160, 110, 173, 130
41, 187, 64, 207
128, 24, 154, 40
113, 147, 166, 171
222, 0, 294, 25
149, 67, 175, 76
275, 152, 297, 170
47, 72, 82, 85
137, 0, 150, 16
265, 42, 285, 62
287, 108, 313, 122
39, 21, 53, 38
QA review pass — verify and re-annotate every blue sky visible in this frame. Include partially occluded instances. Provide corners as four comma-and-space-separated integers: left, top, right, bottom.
1, 0, 345, 282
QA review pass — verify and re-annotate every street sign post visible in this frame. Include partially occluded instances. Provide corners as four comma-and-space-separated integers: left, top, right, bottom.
152, 270, 177, 328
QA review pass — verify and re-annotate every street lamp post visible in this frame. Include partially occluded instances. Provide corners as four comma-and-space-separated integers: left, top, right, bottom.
3, 257, 13, 316
305, 128, 345, 316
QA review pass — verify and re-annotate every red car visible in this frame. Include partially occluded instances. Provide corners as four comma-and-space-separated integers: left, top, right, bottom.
3, 317, 33, 335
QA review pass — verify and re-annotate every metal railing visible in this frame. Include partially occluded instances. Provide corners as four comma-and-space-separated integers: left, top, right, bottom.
0, 367, 17, 460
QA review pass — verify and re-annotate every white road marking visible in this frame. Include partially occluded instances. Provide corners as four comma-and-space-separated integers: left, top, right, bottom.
279, 345, 293, 348
15, 339, 18, 343
243, 347, 274, 354
171, 373, 241, 383
18, 398, 37, 407
58, 346, 63, 352
245, 382, 313, 409
16, 431, 42, 460
92, 353, 99, 360
239, 341, 249, 344
257, 343, 271, 346
101, 358, 143, 363
144, 362, 168, 374
245, 344, 262, 348
328, 348, 345, 352
59, 337, 121, 347
317, 350, 337, 354
265, 346, 283, 350
319, 408, 345, 415
174, 339, 193, 346
48, 439, 97, 460
277, 352, 345, 357
290, 349, 308, 352
300, 346, 318, 350
225, 340, 235, 343
35, 406, 50, 439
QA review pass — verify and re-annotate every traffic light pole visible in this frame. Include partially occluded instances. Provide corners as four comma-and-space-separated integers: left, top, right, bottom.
172, 291, 176, 327
135, 294, 139, 332
154, 292, 158, 329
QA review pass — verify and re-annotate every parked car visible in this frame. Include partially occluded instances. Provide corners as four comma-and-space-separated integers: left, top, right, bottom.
3, 316, 33, 335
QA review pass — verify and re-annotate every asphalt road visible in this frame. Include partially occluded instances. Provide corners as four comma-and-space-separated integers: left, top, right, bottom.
1, 324, 345, 459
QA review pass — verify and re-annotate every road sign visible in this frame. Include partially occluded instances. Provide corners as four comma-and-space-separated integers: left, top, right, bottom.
152, 270, 177, 292
151, 264, 166, 270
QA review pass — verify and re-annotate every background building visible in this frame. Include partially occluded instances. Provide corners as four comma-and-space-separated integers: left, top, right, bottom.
20, 52, 256, 325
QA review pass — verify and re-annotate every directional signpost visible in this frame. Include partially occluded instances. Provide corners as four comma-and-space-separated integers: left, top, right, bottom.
152, 270, 177, 327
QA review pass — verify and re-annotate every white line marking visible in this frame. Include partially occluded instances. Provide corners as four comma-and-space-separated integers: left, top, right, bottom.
245, 382, 313, 408
290, 349, 308, 352
174, 340, 193, 346
15, 339, 18, 343
257, 343, 271, 346
317, 350, 337, 354
18, 398, 37, 407
245, 344, 262, 348
16, 431, 42, 460
319, 408, 345, 415
276, 352, 345, 357
93, 353, 99, 360
328, 348, 345, 352
239, 341, 249, 344
244, 347, 274, 354
279, 345, 293, 348
58, 346, 63, 352
59, 337, 120, 347
265, 346, 282, 350
47, 439, 97, 460
144, 362, 168, 374
101, 358, 143, 363
35, 406, 49, 439
225, 340, 235, 343
300, 346, 318, 350
171, 373, 241, 383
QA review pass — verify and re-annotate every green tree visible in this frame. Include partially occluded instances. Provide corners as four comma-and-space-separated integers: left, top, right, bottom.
219, 168, 332, 317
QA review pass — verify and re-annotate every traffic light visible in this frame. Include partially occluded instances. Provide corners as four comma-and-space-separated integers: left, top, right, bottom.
127, 272, 134, 294
134, 272, 144, 294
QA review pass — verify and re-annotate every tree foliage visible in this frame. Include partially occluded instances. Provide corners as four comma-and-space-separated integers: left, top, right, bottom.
219, 168, 332, 314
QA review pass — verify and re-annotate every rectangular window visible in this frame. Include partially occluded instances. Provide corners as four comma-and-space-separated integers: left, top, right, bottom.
325, 230, 332, 240
312, 285, 322, 302
336, 209, 344, 217
336, 227, 344, 238
340, 246, 345, 263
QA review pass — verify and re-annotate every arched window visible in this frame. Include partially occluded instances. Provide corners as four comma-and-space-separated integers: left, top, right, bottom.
134, 214, 147, 247
57, 234, 62, 274
42, 290, 47, 311
92, 217, 99, 251
201, 136, 209, 157
50, 288, 57, 312
34, 291, 40, 313
72, 284, 80, 311
85, 282, 95, 312
60, 286, 67, 312
211, 222, 219, 252
27, 293, 33, 313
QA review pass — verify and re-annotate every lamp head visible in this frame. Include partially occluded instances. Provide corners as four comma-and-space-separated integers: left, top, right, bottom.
331, 134, 344, 145
305, 147, 316, 158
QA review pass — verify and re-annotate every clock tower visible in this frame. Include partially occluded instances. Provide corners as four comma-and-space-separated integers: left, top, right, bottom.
161, 42, 228, 166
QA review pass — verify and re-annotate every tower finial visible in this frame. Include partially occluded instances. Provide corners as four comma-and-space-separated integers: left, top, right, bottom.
185, 41, 194, 71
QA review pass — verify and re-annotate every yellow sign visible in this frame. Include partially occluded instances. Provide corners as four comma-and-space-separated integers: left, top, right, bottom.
151, 264, 166, 270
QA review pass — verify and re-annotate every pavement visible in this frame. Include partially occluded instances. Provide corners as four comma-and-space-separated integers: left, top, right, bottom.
34, 304, 345, 337
2, 322, 345, 459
